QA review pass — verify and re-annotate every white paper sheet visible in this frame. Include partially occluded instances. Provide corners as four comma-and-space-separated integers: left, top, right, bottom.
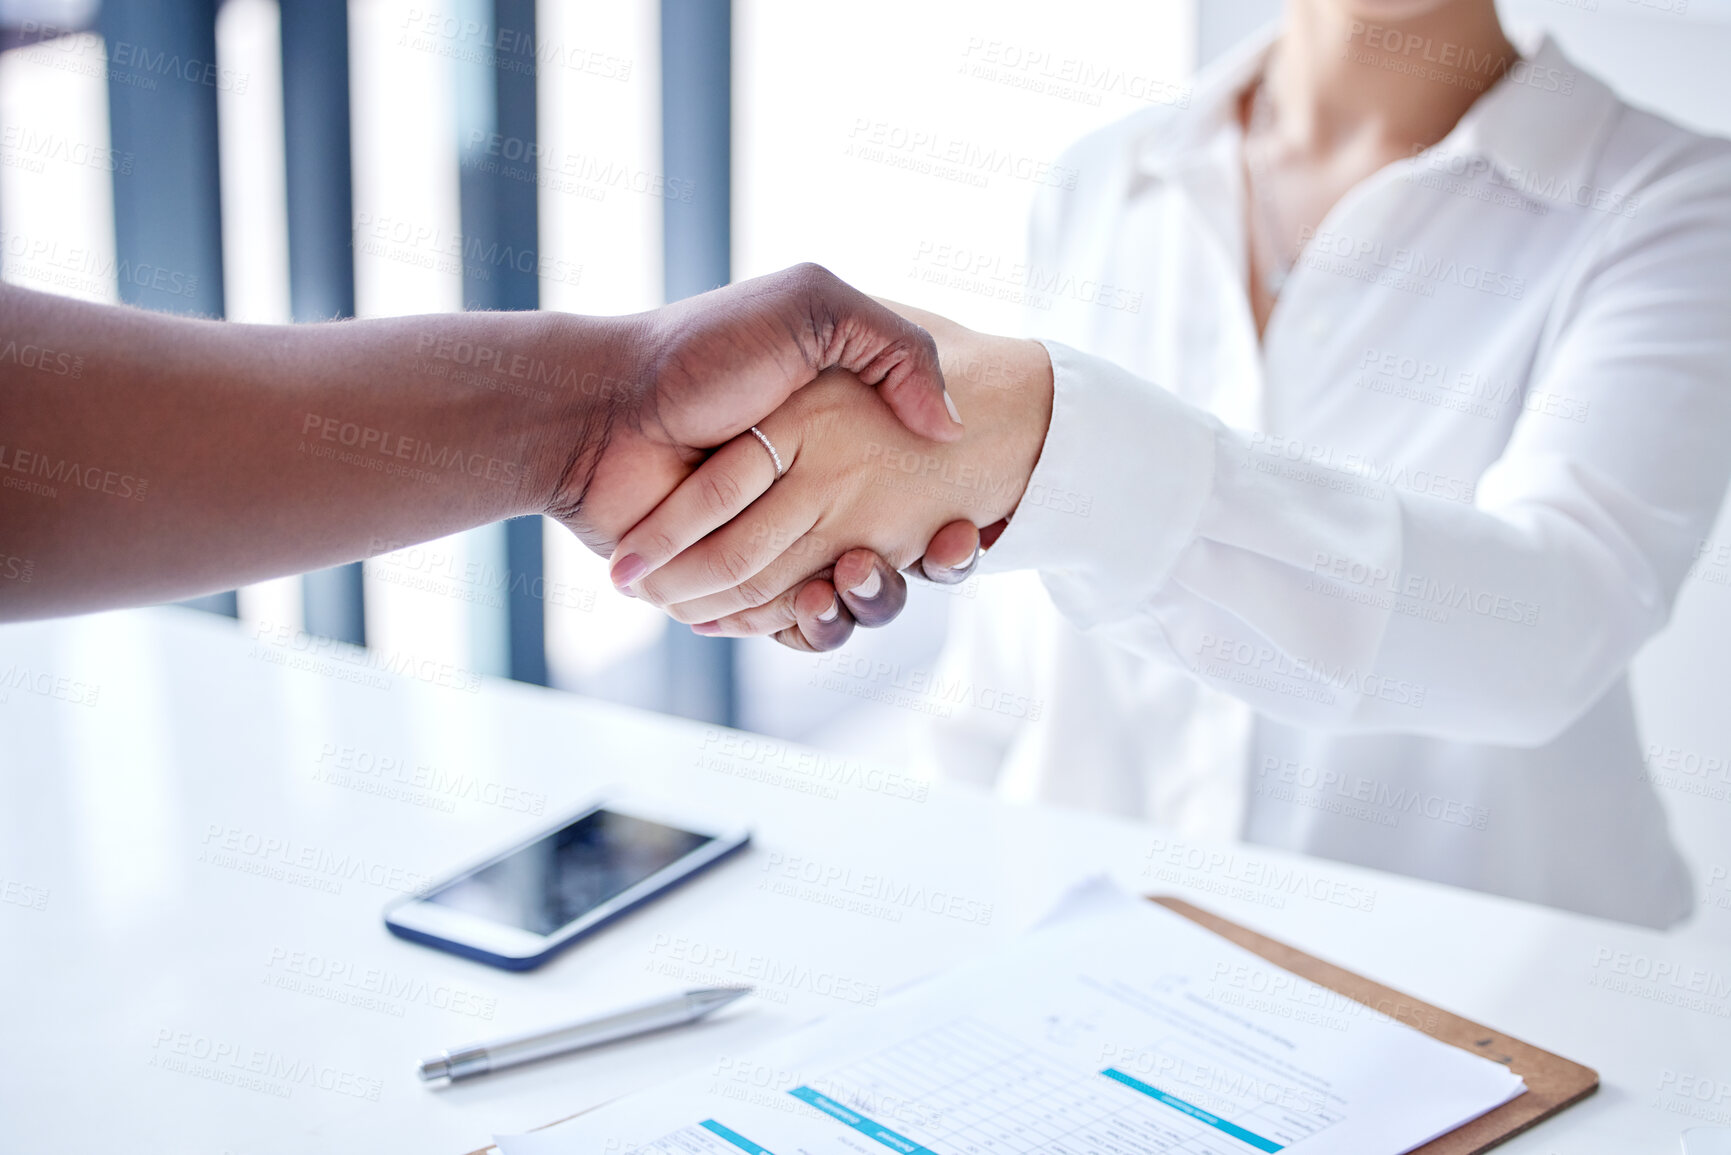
497, 879, 1524, 1155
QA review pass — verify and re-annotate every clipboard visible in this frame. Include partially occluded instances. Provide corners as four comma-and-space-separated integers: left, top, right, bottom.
1147, 895, 1598, 1154
463, 894, 1597, 1155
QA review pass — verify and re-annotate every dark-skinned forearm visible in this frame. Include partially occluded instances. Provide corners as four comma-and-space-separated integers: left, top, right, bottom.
0, 284, 633, 619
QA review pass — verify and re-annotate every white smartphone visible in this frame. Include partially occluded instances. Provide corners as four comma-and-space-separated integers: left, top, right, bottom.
384, 796, 751, 971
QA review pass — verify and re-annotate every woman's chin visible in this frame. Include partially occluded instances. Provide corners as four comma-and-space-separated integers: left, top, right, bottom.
1328, 0, 1462, 24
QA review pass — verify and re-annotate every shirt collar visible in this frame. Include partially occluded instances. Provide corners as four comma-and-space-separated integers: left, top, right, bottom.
1131, 23, 1275, 176
1437, 32, 1622, 203
1132, 26, 1623, 207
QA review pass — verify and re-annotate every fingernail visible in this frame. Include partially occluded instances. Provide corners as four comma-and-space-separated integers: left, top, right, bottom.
611, 553, 648, 588
816, 599, 840, 623
943, 389, 963, 426
852, 568, 883, 600
692, 621, 722, 636
924, 547, 979, 584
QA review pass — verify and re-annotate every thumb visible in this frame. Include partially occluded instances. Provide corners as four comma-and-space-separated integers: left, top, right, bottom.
848, 304, 962, 443
794, 265, 964, 443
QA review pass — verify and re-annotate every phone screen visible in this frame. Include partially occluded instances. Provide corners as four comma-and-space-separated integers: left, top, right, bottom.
423, 809, 713, 936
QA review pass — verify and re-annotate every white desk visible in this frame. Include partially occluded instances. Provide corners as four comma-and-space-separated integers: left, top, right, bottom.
2, 608, 1727, 1153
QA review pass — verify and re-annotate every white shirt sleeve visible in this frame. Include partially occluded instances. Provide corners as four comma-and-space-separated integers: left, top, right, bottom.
982, 158, 1731, 747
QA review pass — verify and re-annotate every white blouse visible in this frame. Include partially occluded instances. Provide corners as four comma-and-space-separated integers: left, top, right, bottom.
922, 30, 1731, 927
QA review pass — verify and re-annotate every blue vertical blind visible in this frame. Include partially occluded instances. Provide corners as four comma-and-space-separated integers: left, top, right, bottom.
100, 0, 237, 618
455, 0, 547, 686
282, 0, 366, 646
659, 0, 737, 725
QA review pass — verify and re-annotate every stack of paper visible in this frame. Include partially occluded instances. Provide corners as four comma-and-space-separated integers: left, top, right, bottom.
498, 880, 1524, 1155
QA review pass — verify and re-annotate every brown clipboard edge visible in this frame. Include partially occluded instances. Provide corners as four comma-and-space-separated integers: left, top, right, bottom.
1149, 894, 1598, 1155
460, 894, 1599, 1155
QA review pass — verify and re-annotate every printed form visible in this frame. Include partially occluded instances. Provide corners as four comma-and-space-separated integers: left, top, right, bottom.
497, 881, 1524, 1155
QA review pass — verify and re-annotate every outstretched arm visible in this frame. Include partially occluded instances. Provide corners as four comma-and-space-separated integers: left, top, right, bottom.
0, 264, 962, 622
623, 159, 1731, 743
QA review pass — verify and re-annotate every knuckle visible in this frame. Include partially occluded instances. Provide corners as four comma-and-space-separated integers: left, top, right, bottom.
789, 260, 835, 290
703, 544, 754, 588
733, 573, 773, 609
636, 527, 679, 566
697, 468, 744, 520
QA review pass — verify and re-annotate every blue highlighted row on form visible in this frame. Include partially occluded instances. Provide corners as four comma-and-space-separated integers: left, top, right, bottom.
719, 1070, 1280, 1155
788, 1086, 941, 1155
700, 1119, 775, 1154
1101, 1068, 1284, 1152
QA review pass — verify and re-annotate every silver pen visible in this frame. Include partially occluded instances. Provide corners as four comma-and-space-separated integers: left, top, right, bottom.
417, 986, 752, 1082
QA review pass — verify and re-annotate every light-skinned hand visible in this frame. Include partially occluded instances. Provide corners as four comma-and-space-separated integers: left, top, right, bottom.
608, 304, 1053, 647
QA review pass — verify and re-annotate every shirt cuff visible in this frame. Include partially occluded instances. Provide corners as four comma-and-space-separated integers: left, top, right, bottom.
979, 340, 1219, 628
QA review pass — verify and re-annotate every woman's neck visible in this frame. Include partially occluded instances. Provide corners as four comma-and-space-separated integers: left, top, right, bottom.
1273, 1, 1518, 157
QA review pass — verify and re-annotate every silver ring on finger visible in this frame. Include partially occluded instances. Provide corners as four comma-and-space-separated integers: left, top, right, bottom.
747, 425, 785, 479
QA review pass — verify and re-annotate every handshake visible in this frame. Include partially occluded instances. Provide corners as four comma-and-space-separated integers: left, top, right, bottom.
0, 263, 1049, 630
550, 264, 1055, 652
